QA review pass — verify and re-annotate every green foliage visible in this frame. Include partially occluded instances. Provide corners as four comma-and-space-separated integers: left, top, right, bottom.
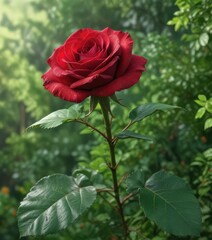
168, 0, 212, 51
127, 170, 201, 236
195, 95, 212, 129
126, 170, 145, 193
18, 100, 199, 238
116, 130, 153, 141
1, 0, 212, 239
129, 103, 180, 122
18, 174, 96, 237
28, 105, 83, 129
142, 172, 201, 236
0, 188, 19, 240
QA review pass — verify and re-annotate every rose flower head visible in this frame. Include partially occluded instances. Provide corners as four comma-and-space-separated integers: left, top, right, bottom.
42, 27, 147, 103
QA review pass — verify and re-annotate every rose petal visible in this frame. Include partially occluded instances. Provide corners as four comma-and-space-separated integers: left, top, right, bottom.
91, 55, 119, 77
115, 31, 133, 76
65, 69, 92, 79
102, 28, 133, 77
64, 29, 102, 62
42, 68, 72, 85
70, 56, 119, 90
91, 55, 147, 97
93, 34, 121, 71
47, 45, 68, 69
69, 57, 105, 70
43, 81, 90, 103
70, 74, 112, 90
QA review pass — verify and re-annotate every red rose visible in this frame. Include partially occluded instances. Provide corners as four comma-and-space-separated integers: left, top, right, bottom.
42, 27, 147, 103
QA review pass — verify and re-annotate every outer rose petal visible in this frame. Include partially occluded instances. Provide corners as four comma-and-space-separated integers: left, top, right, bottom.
48, 46, 68, 69
42, 68, 72, 85
43, 82, 90, 103
102, 28, 133, 77
91, 55, 147, 97
115, 31, 133, 77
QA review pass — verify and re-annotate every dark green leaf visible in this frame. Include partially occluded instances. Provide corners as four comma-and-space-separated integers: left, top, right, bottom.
73, 169, 106, 189
129, 103, 180, 122
126, 170, 145, 193
110, 94, 125, 106
28, 105, 82, 129
18, 174, 96, 237
86, 96, 99, 116
116, 130, 153, 141
139, 171, 201, 236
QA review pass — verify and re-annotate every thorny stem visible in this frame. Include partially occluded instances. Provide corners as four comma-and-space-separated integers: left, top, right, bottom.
99, 97, 129, 239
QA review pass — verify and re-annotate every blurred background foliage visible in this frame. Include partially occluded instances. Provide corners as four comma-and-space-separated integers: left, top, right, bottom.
0, 0, 211, 239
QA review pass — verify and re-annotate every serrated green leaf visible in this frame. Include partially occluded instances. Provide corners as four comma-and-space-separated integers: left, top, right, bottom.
129, 103, 179, 122
28, 105, 82, 129
126, 170, 145, 193
17, 174, 96, 237
116, 130, 153, 141
199, 33, 209, 46
195, 107, 206, 119
204, 118, 212, 130
67, 104, 83, 119
139, 171, 201, 236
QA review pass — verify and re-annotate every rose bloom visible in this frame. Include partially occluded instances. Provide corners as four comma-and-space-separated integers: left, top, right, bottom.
42, 27, 147, 103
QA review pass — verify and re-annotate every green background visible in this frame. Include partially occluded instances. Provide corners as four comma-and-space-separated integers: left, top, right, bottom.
0, 0, 211, 239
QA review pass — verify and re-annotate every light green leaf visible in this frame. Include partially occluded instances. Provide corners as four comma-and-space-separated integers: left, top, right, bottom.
67, 104, 83, 119
199, 33, 209, 46
195, 99, 205, 107
203, 148, 212, 160
126, 170, 145, 193
195, 107, 205, 119
116, 130, 153, 141
204, 118, 212, 130
198, 95, 207, 101
17, 174, 96, 237
205, 98, 212, 113
129, 103, 179, 122
28, 105, 82, 129
139, 171, 201, 236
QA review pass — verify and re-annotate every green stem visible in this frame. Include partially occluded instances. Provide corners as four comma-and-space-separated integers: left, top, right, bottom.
99, 97, 129, 239
76, 119, 107, 139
